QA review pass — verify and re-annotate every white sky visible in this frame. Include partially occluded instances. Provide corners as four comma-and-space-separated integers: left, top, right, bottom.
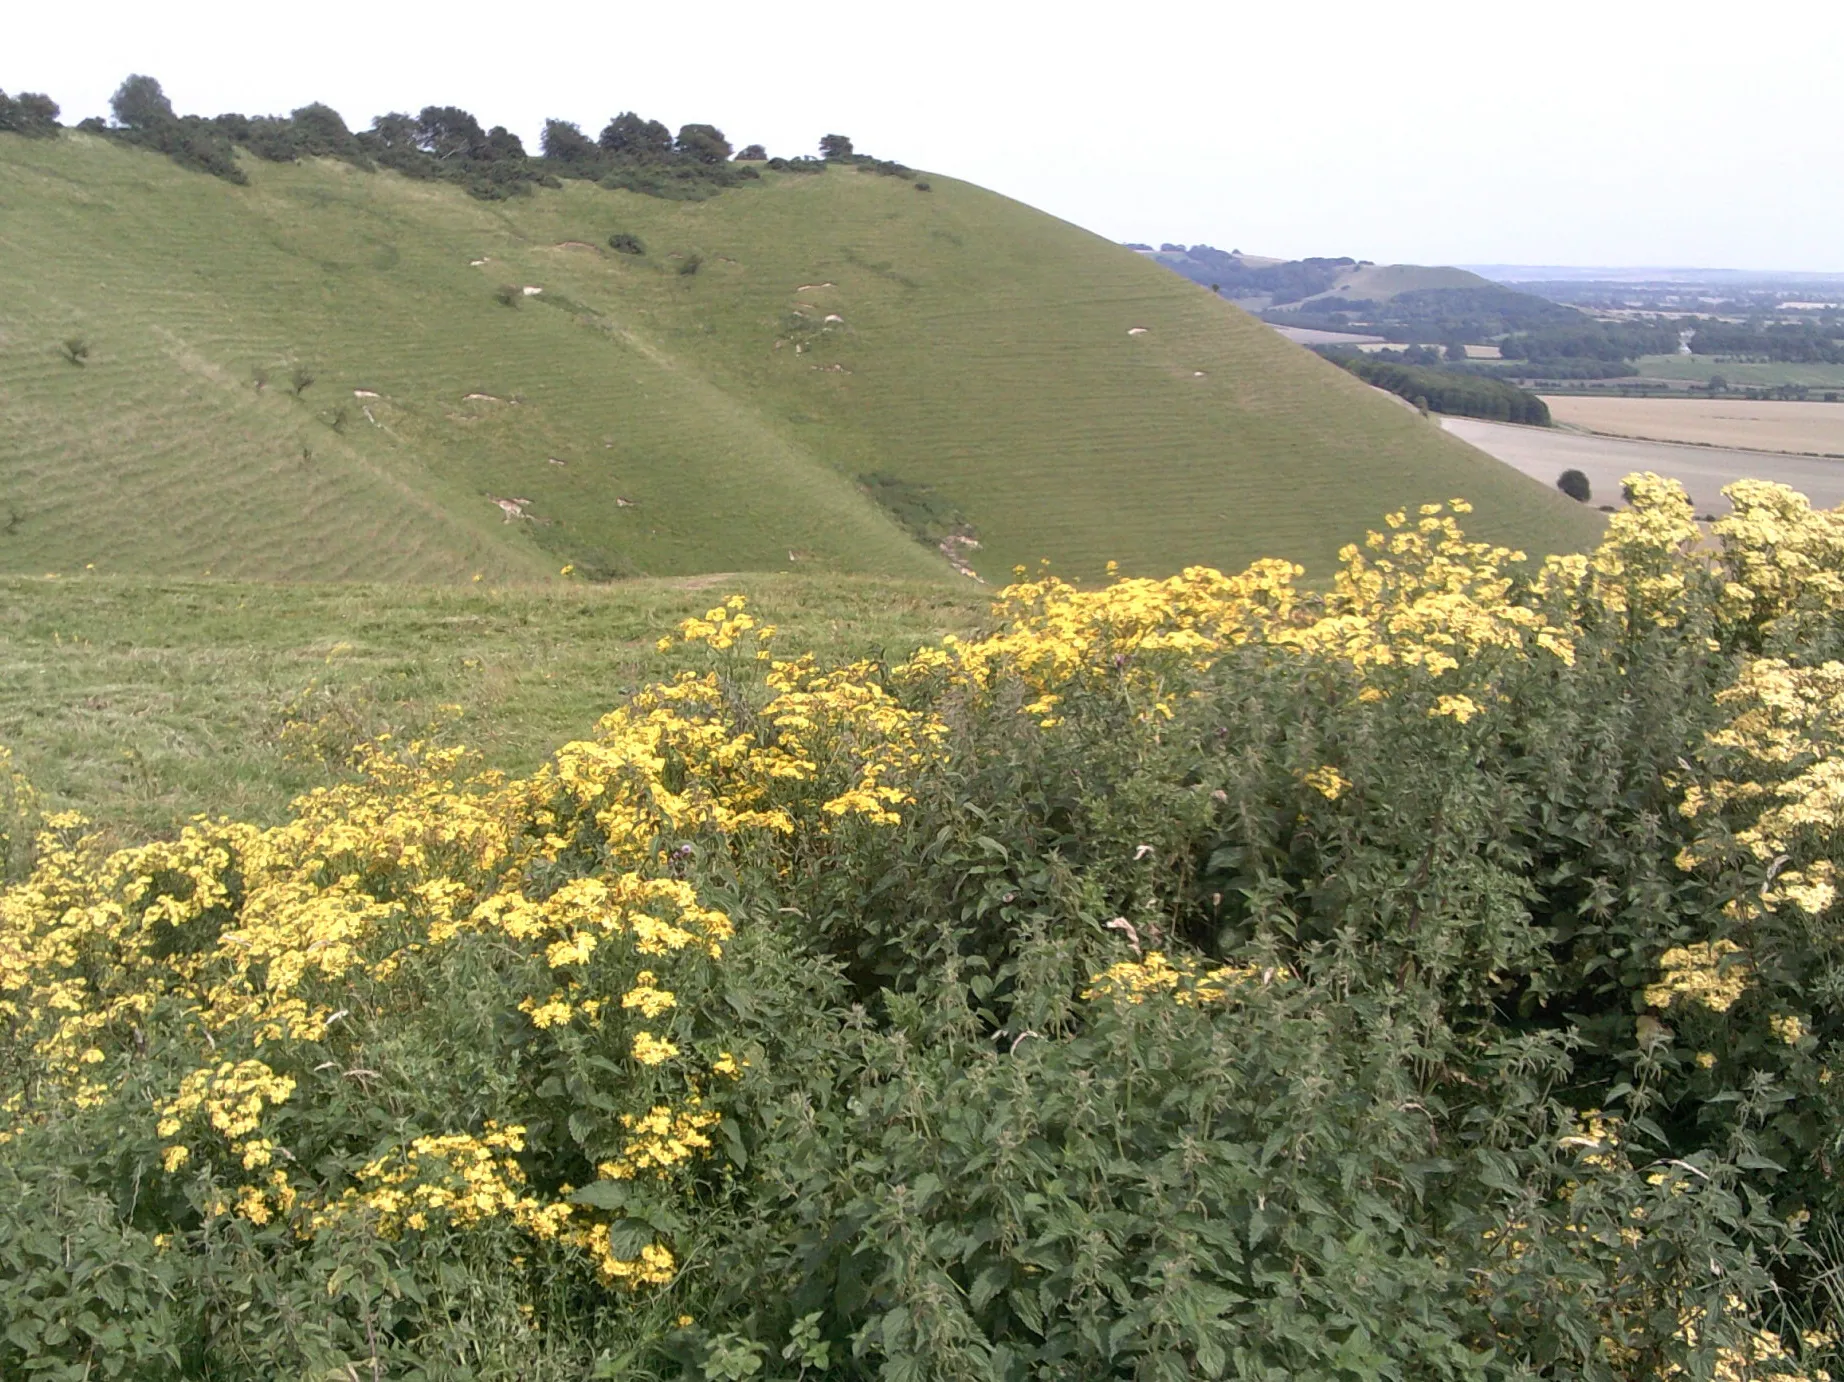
7, 0, 1840, 271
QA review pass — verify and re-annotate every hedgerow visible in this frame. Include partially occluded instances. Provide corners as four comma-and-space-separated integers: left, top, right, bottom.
7, 476, 1844, 1378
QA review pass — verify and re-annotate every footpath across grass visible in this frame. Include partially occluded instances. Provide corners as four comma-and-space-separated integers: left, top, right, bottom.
0, 572, 987, 843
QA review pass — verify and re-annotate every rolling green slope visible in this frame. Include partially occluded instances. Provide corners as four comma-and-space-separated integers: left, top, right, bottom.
0, 133, 1599, 582
1302, 263, 1495, 303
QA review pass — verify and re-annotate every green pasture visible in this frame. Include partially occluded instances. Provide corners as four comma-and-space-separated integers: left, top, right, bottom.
0, 572, 986, 842
1636, 354, 1844, 389
0, 133, 1597, 585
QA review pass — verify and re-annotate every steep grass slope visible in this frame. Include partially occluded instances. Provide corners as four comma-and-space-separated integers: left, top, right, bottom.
0, 134, 1599, 581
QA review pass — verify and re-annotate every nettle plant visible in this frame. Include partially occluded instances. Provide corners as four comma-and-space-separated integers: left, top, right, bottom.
6, 478, 1844, 1379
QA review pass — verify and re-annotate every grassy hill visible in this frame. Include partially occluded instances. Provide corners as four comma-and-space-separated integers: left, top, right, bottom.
0, 133, 1599, 583
1299, 262, 1494, 304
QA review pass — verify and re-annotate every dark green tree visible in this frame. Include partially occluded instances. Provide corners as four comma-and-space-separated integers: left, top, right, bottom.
541, 119, 598, 163
818, 133, 853, 160
599, 112, 672, 159
674, 123, 731, 165
0, 91, 60, 136
415, 106, 487, 161
483, 125, 527, 160
736, 143, 766, 161
1556, 468, 1592, 502
288, 103, 358, 158
364, 112, 421, 153
109, 74, 174, 132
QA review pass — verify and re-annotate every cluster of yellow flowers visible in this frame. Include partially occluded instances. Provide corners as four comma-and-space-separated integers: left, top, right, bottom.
1081, 950, 1279, 1006
1681, 658, 1844, 920
1644, 940, 1752, 1014
6, 475, 1844, 1333
0, 595, 955, 1289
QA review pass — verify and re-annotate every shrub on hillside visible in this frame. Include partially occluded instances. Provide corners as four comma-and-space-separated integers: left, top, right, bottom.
12, 480, 1844, 1376
607, 232, 646, 255
1558, 467, 1592, 501
0, 90, 60, 137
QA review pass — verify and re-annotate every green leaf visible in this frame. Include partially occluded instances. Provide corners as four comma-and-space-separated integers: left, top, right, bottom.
720, 1117, 749, 1170
569, 1181, 631, 1211
604, 1218, 656, 1259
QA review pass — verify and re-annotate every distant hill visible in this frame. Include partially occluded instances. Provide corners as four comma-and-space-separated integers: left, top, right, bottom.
0, 134, 1599, 583
1297, 262, 1495, 304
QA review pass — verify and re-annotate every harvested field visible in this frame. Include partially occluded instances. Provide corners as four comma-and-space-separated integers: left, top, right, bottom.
1443, 417, 1844, 515
1270, 325, 1388, 346
1542, 396, 1844, 456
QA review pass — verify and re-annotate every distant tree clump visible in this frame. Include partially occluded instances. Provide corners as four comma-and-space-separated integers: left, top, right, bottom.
0, 90, 61, 137
1320, 349, 1552, 426
49, 72, 904, 205
96, 74, 245, 182
607, 232, 646, 255
1556, 468, 1592, 502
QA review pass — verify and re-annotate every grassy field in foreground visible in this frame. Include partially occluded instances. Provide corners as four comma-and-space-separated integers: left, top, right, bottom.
0, 133, 1597, 583
0, 572, 988, 842
1542, 395, 1844, 455
1636, 355, 1844, 389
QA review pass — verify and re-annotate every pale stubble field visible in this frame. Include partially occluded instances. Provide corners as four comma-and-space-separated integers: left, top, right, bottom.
1542, 396, 1844, 456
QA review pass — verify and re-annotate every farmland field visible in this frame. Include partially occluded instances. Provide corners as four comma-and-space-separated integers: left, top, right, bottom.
1442, 415, 1844, 514
1636, 354, 1844, 389
1542, 395, 1844, 455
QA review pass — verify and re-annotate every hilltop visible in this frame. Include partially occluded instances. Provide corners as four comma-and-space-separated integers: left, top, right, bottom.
0, 126, 1599, 583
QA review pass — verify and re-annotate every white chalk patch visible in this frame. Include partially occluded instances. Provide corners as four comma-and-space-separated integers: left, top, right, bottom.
522, 285, 543, 296
463, 393, 505, 403
1128, 327, 1149, 336
548, 457, 566, 466
796, 282, 835, 291
1193, 371, 1206, 378
470, 258, 490, 266
616, 497, 635, 507
353, 389, 381, 398
824, 314, 844, 323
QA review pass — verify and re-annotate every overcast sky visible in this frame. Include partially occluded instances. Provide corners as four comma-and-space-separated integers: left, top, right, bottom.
8, 0, 1839, 272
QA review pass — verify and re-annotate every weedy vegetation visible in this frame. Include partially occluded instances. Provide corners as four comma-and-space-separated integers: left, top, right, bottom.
7, 476, 1844, 1378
